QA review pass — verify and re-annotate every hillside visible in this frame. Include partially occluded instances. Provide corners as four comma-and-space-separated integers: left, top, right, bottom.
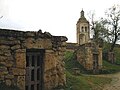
64, 51, 120, 90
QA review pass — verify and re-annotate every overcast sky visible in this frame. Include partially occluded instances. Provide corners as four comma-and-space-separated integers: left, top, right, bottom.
0, 0, 120, 42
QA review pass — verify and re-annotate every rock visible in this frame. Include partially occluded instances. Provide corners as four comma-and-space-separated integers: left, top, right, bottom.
5, 61, 14, 67
0, 66, 8, 75
61, 36, 68, 42
0, 56, 7, 61
5, 79, 12, 86
44, 32, 52, 38
11, 68, 25, 75
11, 45, 21, 50
0, 45, 10, 50
4, 51, 12, 57
0, 40, 20, 45
24, 38, 35, 48
25, 31, 35, 37
17, 76, 25, 90
5, 75, 14, 79
15, 49, 26, 68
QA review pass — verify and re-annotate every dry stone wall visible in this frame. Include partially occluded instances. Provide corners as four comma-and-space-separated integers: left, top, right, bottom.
0, 29, 67, 90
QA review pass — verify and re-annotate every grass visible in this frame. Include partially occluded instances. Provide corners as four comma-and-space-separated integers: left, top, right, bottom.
65, 71, 92, 90
65, 71, 111, 90
64, 51, 112, 90
101, 60, 120, 74
64, 51, 86, 74
103, 43, 120, 65
100, 44, 120, 73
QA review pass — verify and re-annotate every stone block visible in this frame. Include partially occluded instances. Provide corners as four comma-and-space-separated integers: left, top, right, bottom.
4, 51, 11, 57
11, 45, 21, 50
35, 38, 52, 49
0, 45, 10, 50
0, 66, 8, 75
0, 60, 14, 68
11, 68, 25, 75
15, 49, 26, 53
17, 76, 25, 90
45, 53, 57, 71
25, 31, 35, 37
61, 42, 66, 46
5, 61, 14, 67
0, 56, 7, 61
5, 79, 12, 86
24, 38, 35, 48
0, 40, 20, 45
8, 56, 14, 61
46, 50, 54, 53
5, 75, 14, 79
15, 49, 26, 68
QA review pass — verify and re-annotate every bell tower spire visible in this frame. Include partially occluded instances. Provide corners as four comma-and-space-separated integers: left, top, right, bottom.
81, 9, 84, 18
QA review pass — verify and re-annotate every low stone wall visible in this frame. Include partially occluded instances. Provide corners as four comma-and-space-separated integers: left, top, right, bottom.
0, 29, 67, 90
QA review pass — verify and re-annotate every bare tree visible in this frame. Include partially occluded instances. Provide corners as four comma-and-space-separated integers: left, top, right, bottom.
104, 5, 120, 52
88, 11, 105, 47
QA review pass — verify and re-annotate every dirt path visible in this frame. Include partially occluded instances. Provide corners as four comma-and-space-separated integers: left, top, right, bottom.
102, 72, 120, 90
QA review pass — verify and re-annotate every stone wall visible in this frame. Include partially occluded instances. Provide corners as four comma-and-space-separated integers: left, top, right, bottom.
103, 51, 116, 64
66, 43, 78, 52
0, 29, 67, 90
76, 43, 102, 72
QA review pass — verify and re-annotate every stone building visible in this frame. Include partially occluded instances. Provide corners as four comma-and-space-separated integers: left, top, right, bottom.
75, 10, 102, 73
0, 29, 67, 90
76, 43, 102, 73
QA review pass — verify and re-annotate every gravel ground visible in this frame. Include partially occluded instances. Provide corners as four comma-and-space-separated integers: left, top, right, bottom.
103, 72, 120, 90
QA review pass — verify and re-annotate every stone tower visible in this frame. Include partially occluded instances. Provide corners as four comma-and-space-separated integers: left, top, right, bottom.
76, 10, 90, 45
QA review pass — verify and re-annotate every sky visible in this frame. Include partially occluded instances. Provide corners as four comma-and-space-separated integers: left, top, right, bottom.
0, 0, 120, 43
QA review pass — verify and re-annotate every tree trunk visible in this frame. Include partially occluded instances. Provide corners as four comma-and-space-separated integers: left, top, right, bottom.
110, 35, 117, 52
110, 41, 115, 52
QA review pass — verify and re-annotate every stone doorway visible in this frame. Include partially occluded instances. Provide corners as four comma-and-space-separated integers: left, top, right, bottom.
93, 54, 99, 74
25, 49, 45, 90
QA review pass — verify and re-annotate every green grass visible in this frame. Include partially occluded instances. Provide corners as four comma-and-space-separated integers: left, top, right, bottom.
103, 43, 120, 65
64, 51, 86, 74
64, 51, 112, 90
65, 71, 92, 90
101, 60, 120, 74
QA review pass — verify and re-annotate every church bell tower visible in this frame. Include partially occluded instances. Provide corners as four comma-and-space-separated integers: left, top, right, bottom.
76, 10, 90, 45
